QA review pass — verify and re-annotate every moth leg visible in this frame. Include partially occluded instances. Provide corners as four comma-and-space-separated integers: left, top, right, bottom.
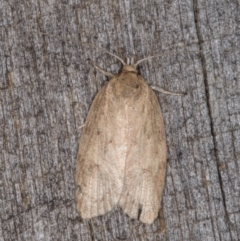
151, 85, 186, 96
78, 123, 85, 130
90, 61, 114, 78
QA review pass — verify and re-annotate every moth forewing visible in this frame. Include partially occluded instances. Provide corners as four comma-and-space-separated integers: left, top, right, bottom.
76, 53, 182, 224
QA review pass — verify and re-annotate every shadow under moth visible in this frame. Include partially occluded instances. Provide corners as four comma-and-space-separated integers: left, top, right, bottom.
75, 49, 183, 224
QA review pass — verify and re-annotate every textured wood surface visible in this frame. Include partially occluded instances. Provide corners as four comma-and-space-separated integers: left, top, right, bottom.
0, 0, 240, 240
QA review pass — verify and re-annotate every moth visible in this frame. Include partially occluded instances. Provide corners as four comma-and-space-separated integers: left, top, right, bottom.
75, 50, 183, 224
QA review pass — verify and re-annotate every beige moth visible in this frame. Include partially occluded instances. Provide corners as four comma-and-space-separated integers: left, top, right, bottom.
75, 50, 182, 224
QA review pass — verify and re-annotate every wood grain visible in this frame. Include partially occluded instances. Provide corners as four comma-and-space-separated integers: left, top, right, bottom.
0, 0, 239, 240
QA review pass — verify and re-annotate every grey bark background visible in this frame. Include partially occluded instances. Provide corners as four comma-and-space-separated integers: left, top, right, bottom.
0, 0, 239, 240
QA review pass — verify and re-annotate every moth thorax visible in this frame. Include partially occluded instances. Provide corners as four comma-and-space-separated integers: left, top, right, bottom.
122, 65, 137, 73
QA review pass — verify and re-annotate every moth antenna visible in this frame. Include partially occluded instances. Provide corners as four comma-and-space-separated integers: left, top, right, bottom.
134, 54, 167, 67
134, 49, 201, 67
89, 60, 114, 78
84, 43, 126, 65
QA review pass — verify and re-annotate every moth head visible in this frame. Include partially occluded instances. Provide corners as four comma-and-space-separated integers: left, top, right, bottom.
122, 65, 137, 73
121, 57, 137, 73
